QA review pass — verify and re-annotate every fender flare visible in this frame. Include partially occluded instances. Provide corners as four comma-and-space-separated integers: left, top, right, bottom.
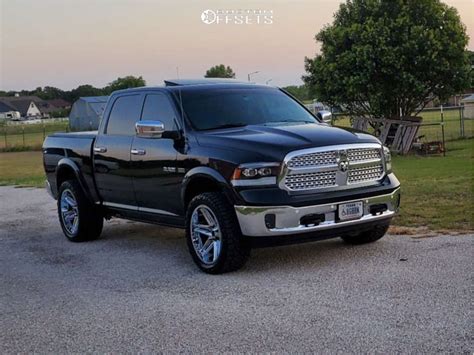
181, 166, 238, 206
56, 158, 94, 203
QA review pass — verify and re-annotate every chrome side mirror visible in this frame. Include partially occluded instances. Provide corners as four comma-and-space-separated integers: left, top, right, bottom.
135, 120, 165, 138
317, 110, 332, 124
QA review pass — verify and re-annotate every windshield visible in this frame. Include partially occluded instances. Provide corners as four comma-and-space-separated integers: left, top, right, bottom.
179, 88, 317, 130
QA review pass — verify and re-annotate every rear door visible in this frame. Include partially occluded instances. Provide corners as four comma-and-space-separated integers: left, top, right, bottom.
131, 92, 181, 216
93, 93, 143, 207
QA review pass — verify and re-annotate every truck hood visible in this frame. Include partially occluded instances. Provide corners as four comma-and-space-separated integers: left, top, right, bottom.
195, 122, 381, 161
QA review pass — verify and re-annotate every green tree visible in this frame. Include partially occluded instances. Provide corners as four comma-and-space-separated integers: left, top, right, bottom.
282, 85, 313, 102
204, 64, 236, 78
303, 0, 471, 119
468, 50, 474, 87
35, 86, 65, 100
104, 75, 146, 94
66, 85, 104, 103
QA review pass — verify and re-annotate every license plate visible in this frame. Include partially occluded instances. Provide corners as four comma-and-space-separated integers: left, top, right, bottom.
338, 201, 363, 221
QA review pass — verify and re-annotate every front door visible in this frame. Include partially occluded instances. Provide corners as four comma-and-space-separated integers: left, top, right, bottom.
93, 93, 143, 207
131, 92, 182, 216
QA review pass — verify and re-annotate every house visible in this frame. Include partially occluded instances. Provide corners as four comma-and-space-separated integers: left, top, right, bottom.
46, 99, 71, 110
461, 94, 474, 119
0, 101, 21, 120
424, 89, 474, 108
33, 100, 59, 117
0, 95, 71, 118
0, 96, 43, 118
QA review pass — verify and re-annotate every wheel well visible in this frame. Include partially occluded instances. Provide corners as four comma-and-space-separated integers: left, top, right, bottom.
184, 177, 221, 207
56, 165, 76, 190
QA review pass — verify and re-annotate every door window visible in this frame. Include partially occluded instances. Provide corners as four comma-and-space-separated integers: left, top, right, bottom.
141, 93, 177, 130
106, 95, 142, 135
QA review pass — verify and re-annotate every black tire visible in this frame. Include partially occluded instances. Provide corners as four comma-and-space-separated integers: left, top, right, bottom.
186, 192, 250, 274
341, 223, 389, 245
57, 179, 103, 242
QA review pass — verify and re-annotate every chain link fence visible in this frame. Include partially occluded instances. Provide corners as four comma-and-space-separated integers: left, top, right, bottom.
331, 106, 472, 145
0, 118, 69, 151
0, 107, 472, 152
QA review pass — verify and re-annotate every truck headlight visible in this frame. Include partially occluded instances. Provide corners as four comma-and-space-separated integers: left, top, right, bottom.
231, 163, 280, 187
383, 146, 392, 173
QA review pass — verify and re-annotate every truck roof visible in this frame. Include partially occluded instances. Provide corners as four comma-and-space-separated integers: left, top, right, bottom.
111, 80, 273, 95
164, 78, 249, 86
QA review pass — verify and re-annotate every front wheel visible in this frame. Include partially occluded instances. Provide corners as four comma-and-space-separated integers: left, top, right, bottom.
186, 192, 250, 274
341, 222, 389, 245
58, 180, 103, 242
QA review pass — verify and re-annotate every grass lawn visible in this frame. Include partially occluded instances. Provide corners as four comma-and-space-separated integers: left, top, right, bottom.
0, 121, 69, 151
0, 151, 45, 187
0, 139, 472, 232
392, 138, 473, 231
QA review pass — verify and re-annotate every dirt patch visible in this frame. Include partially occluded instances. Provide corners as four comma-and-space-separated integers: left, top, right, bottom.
389, 225, 473, 238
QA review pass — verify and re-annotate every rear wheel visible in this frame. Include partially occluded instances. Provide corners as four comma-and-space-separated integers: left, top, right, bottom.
58, 180, 103, 242
186, 192, 250, 274
341, 223, 389, 245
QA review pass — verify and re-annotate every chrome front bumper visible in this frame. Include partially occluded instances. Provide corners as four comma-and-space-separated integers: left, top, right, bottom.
235, 188, 400, 237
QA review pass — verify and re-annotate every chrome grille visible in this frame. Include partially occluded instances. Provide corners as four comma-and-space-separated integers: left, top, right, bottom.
285, 171, 336, 191
348, 165, 384, 184
287, 151, 337, 168
281, 144, 385, 192
347, 148, 381, 162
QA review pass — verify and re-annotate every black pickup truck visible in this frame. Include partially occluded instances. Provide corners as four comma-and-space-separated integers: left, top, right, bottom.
43, 79, 400, 274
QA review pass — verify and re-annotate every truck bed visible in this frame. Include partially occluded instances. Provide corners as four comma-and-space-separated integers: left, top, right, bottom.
49, 130, 98, 139
43, 131, 98, 201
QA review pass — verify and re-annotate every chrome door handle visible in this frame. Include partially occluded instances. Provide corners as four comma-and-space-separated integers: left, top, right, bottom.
131, 148, 146, 155
93, 146, 107, 153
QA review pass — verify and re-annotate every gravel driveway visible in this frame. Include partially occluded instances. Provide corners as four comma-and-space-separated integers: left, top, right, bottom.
0, 186, 472, 353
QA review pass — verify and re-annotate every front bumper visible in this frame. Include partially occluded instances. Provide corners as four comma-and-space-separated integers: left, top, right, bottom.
235, 187, 400, 237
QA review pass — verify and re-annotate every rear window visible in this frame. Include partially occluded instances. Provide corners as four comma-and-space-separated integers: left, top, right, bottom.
106, 95, 142, 135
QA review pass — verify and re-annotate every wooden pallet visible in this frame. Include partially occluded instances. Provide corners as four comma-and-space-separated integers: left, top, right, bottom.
351, 117, 423, 154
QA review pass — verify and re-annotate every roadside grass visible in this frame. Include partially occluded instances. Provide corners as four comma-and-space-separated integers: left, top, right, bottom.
0, 139, 472, 231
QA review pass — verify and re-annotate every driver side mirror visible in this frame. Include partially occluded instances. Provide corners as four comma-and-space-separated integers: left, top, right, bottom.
135, 120, 181, 139
317, 110, 332, 124
135, 120, 165, 138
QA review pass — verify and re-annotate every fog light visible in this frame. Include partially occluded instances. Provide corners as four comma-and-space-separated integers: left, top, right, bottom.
395, 193, 401, 208
264, 214, 276, 229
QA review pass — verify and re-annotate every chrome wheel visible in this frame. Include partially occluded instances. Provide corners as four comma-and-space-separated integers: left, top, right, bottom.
60, 189, 79, 235
190, 205, 222, 265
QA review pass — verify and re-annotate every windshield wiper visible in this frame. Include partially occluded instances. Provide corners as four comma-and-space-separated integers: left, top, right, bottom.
205, 123, 248, 130
263, 120, 314, 125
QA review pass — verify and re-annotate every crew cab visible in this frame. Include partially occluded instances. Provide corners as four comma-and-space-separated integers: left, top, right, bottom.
43, 79, 400, 274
